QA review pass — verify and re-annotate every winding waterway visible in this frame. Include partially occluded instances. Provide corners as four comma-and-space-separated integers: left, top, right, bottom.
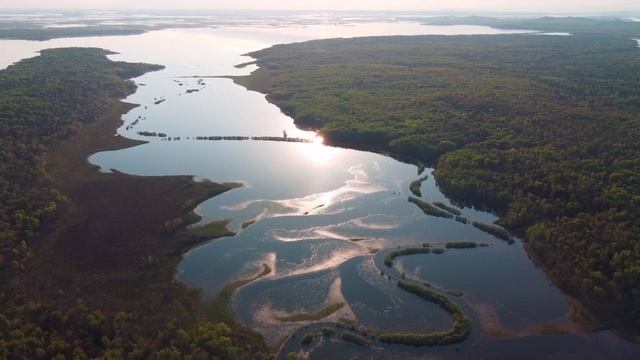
2, 15, 639, 359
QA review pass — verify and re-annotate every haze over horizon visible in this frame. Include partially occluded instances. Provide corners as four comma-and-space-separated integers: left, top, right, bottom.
0, 0, 639, 13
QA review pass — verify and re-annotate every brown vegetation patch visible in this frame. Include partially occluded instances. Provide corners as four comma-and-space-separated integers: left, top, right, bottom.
29, 99, 238, 320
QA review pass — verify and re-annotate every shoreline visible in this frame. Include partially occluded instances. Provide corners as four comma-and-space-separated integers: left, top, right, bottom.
232, 57, 636, 341
32, 88, 244, 333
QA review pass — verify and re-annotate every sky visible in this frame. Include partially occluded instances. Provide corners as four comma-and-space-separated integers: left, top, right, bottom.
0, 0, 638, 13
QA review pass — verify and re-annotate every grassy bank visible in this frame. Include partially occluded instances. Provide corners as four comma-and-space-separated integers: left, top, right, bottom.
209, 264, 272, 326
378, 280, 471, 346
409, 175, 428, 197
377, 247, 472, 346
408, 196, 454, 218
384, 247, 432, 267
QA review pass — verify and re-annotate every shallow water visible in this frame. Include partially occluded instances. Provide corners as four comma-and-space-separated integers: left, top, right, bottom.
3, 17, 639, 358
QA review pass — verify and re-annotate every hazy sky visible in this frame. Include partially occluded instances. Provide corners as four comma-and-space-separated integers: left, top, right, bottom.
0, 0, 638, 12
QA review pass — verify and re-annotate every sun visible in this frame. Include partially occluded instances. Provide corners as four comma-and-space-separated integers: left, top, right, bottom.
313, 135, 324, 144
300, 135, 340, 164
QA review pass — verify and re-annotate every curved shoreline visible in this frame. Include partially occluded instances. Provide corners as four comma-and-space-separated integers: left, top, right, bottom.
29, 50, 270, 355
231, 36, 639, 338
274, 247, 474, 358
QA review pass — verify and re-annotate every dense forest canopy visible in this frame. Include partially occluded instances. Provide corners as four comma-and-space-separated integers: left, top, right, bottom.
0, 48, 266, 359
0, 48, 155, 285
244, 34, 640, 330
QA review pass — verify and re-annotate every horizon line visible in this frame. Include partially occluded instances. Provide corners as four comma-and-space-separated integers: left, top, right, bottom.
0, 8, 639, 14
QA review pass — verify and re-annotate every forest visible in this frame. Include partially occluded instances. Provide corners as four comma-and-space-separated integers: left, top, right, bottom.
243, 33, 640, 331
421, 16, 640, 38
0, 48, 267, 359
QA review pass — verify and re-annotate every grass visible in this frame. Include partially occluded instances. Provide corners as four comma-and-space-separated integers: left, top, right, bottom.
408, 196, 453, 219
321, 327, 335, 336
409, 175, 429, 197
242, 220, 256, 229
472, 221, 513, 243
384, 247, 431, 267
37, 98, 238, 313
378, 280, 471, 346
341, 331, 370, 346
301, 332, 316, 345
36, 93, 268, 354
454, 216, 469, 224
189, 219, 235, 239
376, 248, 472, 347
433, 202, 462, 216
447, 290, 465, 297
208, 263, 272, 326
445, 242, 478, 249
276, 302, 345, 322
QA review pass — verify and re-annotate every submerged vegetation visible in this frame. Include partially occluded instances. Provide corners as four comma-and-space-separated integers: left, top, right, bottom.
454, 215, 469, 224
275, 303, 345, 322
244, 32, 640, 330
301, 332, 316, 345
445, 242, 478, 249
341, 331, 370, 347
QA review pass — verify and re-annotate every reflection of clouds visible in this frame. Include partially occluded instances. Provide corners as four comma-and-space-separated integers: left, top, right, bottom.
270, 214, 403, 243
271, 228, 324, 242
351, 214, 403, 230
222, 163, 387, 224
244, 275, 355, 347
255, 252, 277, 278
279, 242, 366, 278
229, 252, 277, 286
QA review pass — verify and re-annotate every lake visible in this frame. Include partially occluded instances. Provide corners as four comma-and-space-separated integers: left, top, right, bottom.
3, 16, 638, 358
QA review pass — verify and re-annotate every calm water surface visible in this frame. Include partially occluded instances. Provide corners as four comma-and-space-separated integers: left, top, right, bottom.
2, 19, 638, 358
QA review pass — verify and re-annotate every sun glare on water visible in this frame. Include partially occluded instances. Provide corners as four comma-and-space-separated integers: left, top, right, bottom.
301, 135, 340, 164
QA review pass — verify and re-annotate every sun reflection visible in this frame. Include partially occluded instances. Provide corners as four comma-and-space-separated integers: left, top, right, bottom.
300, 135, 339, 164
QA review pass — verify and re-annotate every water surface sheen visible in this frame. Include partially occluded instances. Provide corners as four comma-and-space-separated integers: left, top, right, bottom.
3, 18, 638, 358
